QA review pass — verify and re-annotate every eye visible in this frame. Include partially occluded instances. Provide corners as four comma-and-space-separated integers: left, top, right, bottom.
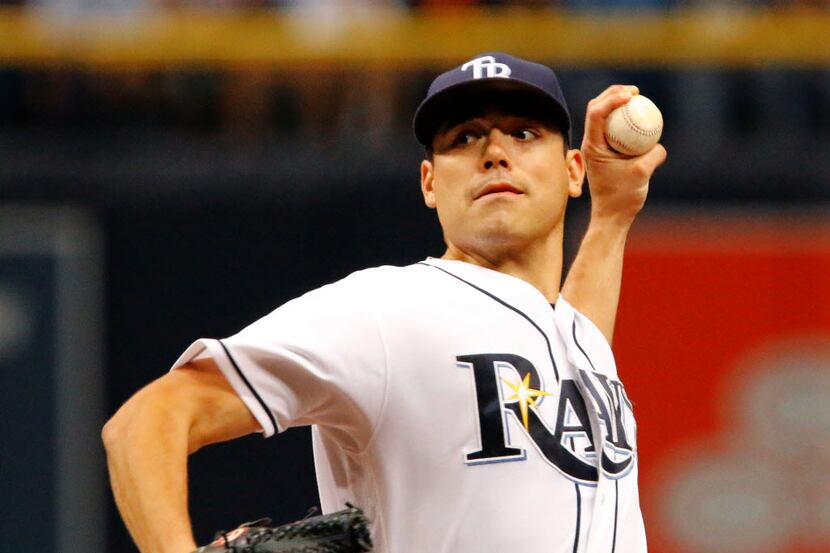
512, 128, 537, 141
453, 130, 478, 147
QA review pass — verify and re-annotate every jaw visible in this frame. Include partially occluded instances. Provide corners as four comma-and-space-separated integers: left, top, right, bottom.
443, 209, 563, 267
442, 221, 567, 301
435, 182, 571, 265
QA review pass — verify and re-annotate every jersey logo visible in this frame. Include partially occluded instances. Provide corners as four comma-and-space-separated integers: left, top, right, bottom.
461, 55, 512, 79
458, 353, 636, 483
577, 368, 636, 478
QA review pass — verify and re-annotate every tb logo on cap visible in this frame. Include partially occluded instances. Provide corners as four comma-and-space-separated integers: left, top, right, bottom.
461, 55, 512, 79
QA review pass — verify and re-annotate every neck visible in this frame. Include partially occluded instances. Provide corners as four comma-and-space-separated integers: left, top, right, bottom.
441, 228, 565, 302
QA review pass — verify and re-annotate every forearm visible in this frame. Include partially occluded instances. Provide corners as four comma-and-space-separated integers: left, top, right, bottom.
103, 388, 198, 553
565, 85, 666, 343
561, 215, 632, 345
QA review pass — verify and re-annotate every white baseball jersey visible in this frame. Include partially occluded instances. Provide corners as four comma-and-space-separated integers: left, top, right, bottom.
172, 257, 645, 553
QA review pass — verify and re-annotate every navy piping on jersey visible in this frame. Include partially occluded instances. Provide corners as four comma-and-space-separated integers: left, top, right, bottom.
572, 483, 582, 553
611, 480, 620, 553
572, 319, 598, 372
218, 339, 279, 434
570, 435, 583, 552
419, 262, 560, 382
570, 319, 619, 549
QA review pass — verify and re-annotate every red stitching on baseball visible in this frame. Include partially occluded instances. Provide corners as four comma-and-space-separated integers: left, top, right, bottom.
606, 132, 636, 153
621, 102, 661, 137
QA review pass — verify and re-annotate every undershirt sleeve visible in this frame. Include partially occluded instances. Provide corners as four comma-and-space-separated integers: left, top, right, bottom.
170, 272, 388, 452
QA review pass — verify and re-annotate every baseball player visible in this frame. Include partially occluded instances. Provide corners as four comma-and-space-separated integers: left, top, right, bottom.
103, 52, 666, 553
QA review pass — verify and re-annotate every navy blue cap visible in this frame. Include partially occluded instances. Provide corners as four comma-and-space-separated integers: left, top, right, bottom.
413, 52, 572, 147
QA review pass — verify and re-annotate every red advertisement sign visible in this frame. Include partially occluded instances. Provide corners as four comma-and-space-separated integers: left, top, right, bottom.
615, 212, 830, 553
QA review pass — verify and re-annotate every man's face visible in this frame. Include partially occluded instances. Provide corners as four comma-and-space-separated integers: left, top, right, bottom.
420, 107, 584, 259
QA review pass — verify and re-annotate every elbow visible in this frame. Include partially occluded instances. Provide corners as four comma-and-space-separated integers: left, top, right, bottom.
101, 370, 236, 458
102, 404, 132, 454
101, 418, 114, 449
101, 376, 198, 457
101, 385, 159, 454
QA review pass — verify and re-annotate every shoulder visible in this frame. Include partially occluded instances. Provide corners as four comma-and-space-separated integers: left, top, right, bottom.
314, 262, 430, 298
318, 261, 456, 299
254, 262, 429, 324
341, 262, 426, 285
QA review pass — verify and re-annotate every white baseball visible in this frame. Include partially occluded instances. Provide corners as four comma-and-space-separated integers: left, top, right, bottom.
604, 94, 663, 156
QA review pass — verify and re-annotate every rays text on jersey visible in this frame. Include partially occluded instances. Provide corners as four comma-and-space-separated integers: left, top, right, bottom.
458, 353, 636, 483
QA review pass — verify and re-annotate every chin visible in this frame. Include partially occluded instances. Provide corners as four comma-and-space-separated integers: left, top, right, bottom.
463, 225, 533, 254
444, 210, 554, 254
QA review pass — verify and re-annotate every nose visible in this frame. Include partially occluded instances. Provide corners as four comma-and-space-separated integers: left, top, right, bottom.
481, 129, 512, 171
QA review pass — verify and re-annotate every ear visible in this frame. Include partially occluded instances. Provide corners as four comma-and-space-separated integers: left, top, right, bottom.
420, 160, 437, 208
565, 148, 585, 198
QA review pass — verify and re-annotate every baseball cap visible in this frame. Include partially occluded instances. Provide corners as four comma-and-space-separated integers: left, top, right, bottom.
413, 52, 572, 147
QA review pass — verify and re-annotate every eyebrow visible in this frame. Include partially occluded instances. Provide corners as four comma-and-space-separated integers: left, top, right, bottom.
443, 115, 543, 134
443, 118, 484, 133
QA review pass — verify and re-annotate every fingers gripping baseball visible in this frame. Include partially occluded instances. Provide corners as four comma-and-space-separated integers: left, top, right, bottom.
580, 85, 666, 222
584, 85, 639, 153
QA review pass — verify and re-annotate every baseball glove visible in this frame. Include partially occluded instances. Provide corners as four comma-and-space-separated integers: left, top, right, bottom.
194, 504, 372, 553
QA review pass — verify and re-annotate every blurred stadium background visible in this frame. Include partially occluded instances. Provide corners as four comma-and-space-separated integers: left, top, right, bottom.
1, 2, 828, 553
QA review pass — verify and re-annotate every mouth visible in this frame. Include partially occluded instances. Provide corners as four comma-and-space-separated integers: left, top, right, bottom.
475, 182, 524, 200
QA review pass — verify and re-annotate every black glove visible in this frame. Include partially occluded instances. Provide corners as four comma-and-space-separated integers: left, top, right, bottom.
194, 504, 372, 553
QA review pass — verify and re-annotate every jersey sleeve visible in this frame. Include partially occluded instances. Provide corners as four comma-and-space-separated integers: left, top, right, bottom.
552, 295, 619, 379
170, 273, 388, 451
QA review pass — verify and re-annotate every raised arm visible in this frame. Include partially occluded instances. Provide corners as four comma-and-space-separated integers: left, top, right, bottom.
561, 86, 667, 344
102, 359, 261, 553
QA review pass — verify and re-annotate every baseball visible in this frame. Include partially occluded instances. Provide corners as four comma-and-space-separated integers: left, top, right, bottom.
604, 94, 663, 156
